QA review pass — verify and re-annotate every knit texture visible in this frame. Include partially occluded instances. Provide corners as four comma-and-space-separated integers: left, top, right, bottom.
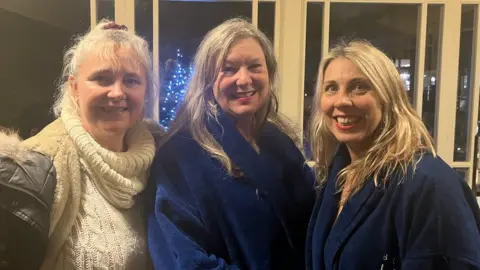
22, 100, 156, 270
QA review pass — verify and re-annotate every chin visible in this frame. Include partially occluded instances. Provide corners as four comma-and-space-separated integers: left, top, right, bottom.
334, 134, 367, 145
100, 121, 131, 134
234, 105, 263, 116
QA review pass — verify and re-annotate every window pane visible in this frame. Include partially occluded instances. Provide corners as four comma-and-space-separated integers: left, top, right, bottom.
258, 2, 275, 43
0, 1, 90, 138
158, 1, 251, 128
136, 0, 153, 51
422, 5, 442, 139
330, 3, 418, 104
304, 3, 323, 131
454, 5, 476, 161
98, 0, 115, 21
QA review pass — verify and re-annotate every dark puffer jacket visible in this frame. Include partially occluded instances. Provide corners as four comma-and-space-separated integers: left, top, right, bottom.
0, 132, 56, 270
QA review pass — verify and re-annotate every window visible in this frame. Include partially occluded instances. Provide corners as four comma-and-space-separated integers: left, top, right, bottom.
422, 5, 443, 139
454, 5, 476, 161
258, 2, 275, 43
329, 3, 419, 103
0, 1, 90, 138
303, 2, 323, 131
98, 0, 115, 22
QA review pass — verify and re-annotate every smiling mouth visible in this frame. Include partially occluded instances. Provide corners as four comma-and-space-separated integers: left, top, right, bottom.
101, 107, 128, 113
232, 91, 257, 99
334, 116, 360, 126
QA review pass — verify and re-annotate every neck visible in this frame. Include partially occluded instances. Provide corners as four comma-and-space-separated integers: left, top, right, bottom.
235, 117, 254, 143
80, 118, 127, 152
346, 141, 370, 162
95, 133, 126, 152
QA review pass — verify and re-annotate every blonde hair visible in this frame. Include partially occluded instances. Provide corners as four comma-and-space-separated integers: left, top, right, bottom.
308, 40, 435, 200
52, 19, 157, 119
167, 18, 299, 176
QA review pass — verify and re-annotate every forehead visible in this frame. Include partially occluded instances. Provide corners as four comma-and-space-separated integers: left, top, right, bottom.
323, 57, 366, 82
79, 46, 145, 75
225, 37, 266, 62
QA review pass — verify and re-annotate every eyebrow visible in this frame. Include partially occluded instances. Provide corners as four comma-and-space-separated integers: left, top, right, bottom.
124, 72, 141, 78
88, 68, 141, 78
224, 57, 262, 65
349, 77, 369, 84
323, 76, 368, 85
90, 68, 112, 74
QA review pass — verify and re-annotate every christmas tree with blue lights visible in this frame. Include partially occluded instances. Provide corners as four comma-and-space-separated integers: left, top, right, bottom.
160, 49, 193, 129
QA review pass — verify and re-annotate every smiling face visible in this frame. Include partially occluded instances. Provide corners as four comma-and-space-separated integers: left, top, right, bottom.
71, 47, 146, 140
320, 57, 382, 158
213, 37, 270, 123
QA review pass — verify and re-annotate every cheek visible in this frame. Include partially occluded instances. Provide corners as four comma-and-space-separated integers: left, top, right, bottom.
129, 91, 146, 111
363, 102, 382, 131
214, 78, 236, 105
319, 97, 332, 115
215, 78, 232, 98
372, 107, 382, 129
78, 93, 98, 114
76, 83, 102, 110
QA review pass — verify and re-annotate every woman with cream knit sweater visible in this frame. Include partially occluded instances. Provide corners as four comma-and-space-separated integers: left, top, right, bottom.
22, 20, 160, 269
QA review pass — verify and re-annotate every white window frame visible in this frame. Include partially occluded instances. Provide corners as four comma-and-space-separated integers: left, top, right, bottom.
91, 0, 480, 190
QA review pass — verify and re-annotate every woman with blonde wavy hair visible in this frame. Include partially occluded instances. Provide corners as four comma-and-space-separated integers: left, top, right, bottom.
147, 18, 315, 269
306, 40, 480, 270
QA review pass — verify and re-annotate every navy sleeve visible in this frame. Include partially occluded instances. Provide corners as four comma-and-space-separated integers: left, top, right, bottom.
147, 154, 241, 270
397, 166, 480, 270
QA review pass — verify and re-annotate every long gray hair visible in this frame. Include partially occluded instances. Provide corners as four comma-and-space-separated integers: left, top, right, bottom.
167, 18, 299, 176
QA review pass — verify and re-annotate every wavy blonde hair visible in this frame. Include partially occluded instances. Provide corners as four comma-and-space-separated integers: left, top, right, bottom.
52, 19, 157, 119
308, 40, 435, 200
166, 18, 299, 176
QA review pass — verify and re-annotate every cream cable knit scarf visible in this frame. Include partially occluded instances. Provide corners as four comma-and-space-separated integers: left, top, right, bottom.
23, 102, 155, 269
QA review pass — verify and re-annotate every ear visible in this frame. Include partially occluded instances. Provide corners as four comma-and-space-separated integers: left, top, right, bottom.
68, 75, 78, 100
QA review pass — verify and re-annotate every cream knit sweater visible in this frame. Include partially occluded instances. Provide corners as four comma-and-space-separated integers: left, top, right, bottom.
23, 103, 156, 270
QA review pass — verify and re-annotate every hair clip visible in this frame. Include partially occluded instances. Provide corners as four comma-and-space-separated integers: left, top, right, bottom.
103, 22, 128, 31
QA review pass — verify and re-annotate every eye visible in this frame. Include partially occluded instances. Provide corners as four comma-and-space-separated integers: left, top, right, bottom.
352, 83, 369, 93
249, 64, 263, 72
124, 77, 141, 87
93, 75, 113, 86
324, 84, 338, 92
222, 66, 237, 75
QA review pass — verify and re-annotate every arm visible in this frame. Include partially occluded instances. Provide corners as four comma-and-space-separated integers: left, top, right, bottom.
398, 168, 480, 270
147, 153, 241, 270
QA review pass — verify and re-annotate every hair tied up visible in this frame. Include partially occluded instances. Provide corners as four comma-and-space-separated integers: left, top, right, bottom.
103, 22, 128, 31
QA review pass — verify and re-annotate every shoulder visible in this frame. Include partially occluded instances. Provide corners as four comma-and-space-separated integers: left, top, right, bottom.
0, 130, 56, 208
149, 130, 211, 207
391, 153, 473, 206
152, 130, 212, 183
22, 119, 70, 158
399, 154, 467, 198
392, 153, 480, 264
260, 123, 304, 158
0, 129, 54, 173
156, 129, 204, 160
143, 118, 166, 148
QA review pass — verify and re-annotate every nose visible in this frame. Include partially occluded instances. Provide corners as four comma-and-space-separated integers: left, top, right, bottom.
107, 80, 126, 101
236, 67, 252, 87
333, 88, 353, 108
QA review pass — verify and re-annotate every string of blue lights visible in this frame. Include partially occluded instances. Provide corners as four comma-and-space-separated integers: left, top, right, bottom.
160, 49, 193, 128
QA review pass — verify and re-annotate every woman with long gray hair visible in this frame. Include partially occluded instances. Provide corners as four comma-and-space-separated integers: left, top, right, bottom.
147, 18, 315, 269
22, 20, 161, 269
